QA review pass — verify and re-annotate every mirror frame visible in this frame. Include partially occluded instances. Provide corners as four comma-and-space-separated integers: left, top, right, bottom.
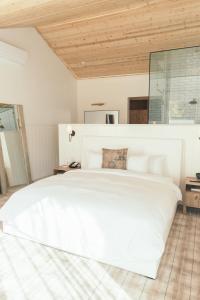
0, 103, 32, 194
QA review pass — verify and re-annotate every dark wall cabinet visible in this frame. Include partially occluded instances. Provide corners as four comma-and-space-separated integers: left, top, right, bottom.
128, 97, 149, 124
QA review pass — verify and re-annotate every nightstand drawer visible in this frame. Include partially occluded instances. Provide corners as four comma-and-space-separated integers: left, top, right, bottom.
185, 191, 200, 208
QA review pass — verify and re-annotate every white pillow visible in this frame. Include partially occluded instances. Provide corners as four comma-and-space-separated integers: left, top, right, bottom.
127, 154, 165, 175
148, 155, 165, 176
87, 151, 102, 169
127, 155, 149, 173
86, 151, 165, 176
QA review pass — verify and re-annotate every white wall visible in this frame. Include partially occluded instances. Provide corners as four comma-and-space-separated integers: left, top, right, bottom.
59, 124, 200, 192
77, 75, 149, 123
0, 28, 77, 180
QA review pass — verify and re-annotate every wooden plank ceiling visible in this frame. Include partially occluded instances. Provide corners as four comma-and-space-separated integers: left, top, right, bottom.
0, 0, 200, 78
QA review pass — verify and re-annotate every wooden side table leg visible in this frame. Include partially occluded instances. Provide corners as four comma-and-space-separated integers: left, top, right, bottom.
183, 204, 187, 214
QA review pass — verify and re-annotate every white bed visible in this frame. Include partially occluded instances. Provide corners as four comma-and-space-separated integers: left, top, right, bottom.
0, 169, 181, 278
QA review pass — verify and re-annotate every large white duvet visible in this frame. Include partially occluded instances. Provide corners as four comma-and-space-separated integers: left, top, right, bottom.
0, 169, 181, 278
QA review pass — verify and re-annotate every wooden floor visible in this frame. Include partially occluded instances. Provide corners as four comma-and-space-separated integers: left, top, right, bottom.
0, 189, 199, 300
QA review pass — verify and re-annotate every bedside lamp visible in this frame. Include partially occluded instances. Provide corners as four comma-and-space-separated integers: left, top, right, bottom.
67, 125, 75, 142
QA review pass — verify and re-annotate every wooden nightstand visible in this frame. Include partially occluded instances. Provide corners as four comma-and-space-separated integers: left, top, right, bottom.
184, 177, 200, 213
53, 165, 81, 175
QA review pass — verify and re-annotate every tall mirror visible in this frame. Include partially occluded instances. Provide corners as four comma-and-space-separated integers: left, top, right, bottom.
0, 103, 31, 194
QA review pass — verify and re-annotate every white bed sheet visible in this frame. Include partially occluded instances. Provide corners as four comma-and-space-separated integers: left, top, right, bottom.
0, 169, 181, 278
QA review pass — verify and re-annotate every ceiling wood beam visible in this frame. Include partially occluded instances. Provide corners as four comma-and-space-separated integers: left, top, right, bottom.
0, 0, 200, 78
0, 0, 156, 27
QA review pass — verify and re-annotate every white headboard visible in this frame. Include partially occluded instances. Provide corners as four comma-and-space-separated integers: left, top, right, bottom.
81, 136, 182, 185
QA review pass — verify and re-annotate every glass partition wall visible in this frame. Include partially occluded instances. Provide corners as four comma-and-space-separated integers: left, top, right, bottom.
149, 46, 200, 124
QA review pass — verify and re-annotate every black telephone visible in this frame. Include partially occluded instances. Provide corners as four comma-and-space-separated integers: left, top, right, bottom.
69, 162, 81, 169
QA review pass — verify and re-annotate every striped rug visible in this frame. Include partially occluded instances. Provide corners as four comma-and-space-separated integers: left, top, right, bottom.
0, 207, 199, 300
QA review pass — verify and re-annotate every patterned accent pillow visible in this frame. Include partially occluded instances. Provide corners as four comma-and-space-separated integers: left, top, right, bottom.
102, 148, 128, 170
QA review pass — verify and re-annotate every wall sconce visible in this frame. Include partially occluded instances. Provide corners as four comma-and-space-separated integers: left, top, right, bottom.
67, 126, 75, 142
